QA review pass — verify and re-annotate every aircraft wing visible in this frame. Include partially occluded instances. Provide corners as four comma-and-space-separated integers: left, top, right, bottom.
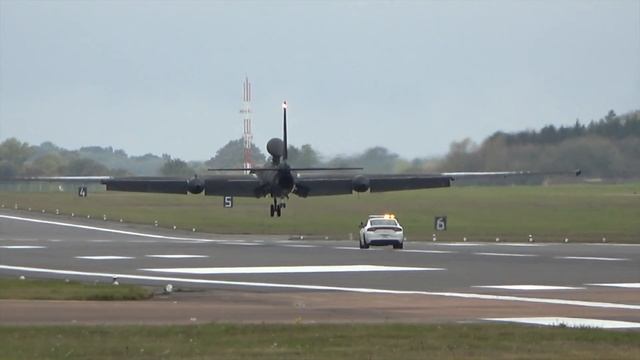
442, 169, 581, 180
102, 177, 191, 194
0, 176, 111, 183
105, 176, 268, 197
292, 169, 580, 197
204, 177, 266, 197
293, 174, 452, 197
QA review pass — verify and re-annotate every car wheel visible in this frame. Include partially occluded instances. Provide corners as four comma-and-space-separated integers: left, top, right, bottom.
393, 241, 403, 249
362, 235, 369, 249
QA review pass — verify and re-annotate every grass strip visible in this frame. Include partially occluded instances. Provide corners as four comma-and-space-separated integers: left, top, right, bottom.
0, 277, 153, 301
0, 323, 638, 359
1, 182, 639, 242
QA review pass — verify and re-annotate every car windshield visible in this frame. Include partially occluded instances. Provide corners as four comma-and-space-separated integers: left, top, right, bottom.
370, 219, 398, 227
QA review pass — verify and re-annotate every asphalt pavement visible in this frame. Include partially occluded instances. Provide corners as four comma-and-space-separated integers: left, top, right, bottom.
1, 209, 638, 327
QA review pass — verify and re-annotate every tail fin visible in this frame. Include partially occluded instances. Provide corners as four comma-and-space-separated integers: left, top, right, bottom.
283, 101, 288, 161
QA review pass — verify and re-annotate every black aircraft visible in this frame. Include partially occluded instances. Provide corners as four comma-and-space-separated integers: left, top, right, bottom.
97, 101, 580, 217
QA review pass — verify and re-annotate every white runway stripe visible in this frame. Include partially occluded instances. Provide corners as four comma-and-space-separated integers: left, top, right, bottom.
586, 283, 640, 288
2, 264, 639, 310
494, 243, 548, 247
218, 242, 262, 246
146, 255, 209, 259
557, 256, 629, 261
473, 285, 584, 291
400, 249, 454, 254
483, 317, 640, 329
474, 252, 537, 257
140, 265, 444, 275
0, 214, 219, 243
75, 256, 134, 260
282, 244, 318, 248
0, 245, 47, 249
431, 243, 483, 246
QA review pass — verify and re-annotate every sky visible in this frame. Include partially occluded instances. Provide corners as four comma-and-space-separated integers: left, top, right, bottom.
1, 0, 638, 161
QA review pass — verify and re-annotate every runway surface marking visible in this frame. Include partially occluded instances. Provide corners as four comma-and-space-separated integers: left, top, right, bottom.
217, 242, 262, 246
140, 265, 443, 275
333, 246, 381, 251
2, 265, 639, 311
431, 243, 483, 246
483, 317, 640, 329
399, 249, 454, 254
75, 256, 135, 260
0, 214, 221, 242
557, 256, 629, 261
282, 244, 318, 248
587, 283, 640, 288
145, 255, 209, 259
494, 243, 548, 247
474, 252, 538, 257
473, 285, 585, 291
586, 243, 640, 247
0, 238, 39, 242
0, 245, 47, 249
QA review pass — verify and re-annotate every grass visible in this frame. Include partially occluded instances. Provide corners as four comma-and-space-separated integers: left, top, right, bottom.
1, 182, 639, 242
0, 277, 153, 301
0, 323, 638, 359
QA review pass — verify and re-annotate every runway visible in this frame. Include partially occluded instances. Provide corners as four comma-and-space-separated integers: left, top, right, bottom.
1, 210, 639, 327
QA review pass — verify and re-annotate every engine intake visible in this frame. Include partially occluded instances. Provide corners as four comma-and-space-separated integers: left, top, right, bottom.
187, 177, 205, 194
352, 175, 370, 192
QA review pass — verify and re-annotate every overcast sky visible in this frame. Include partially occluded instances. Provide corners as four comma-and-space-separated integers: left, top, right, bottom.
1, 0, 638, 161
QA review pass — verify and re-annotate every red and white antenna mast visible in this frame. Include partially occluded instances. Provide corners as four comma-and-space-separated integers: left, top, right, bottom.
240, 76, 253, 171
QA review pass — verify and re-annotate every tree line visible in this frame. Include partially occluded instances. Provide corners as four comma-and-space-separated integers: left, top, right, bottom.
435, 110, 640, 179
1, 109, 638, 179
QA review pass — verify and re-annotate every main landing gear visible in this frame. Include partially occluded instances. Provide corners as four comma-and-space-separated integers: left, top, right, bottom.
270, 199, 286, 217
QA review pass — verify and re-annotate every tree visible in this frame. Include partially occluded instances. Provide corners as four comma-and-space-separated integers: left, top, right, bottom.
62, 158, 110, 176
205, 138, 266, 169
0, 138, 34, 168
286, 144, 320, 167
24, 154, 67, 176
160, 158, 194, 177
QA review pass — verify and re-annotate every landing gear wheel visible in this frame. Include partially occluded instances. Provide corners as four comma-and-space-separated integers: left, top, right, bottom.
270, 204, 275, 217
276, 205, 282, 217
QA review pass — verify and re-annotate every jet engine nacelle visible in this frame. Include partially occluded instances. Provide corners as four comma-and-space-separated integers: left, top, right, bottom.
352, 175, 370, 192
267, 138, 285, 159
187, 177, 205, 194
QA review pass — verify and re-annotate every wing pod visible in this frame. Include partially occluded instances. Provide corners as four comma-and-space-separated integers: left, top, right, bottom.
187, 176, 205, 194
352, 175, 370, 192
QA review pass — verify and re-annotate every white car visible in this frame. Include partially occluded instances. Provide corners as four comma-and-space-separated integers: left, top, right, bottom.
359, 214, 404, 249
